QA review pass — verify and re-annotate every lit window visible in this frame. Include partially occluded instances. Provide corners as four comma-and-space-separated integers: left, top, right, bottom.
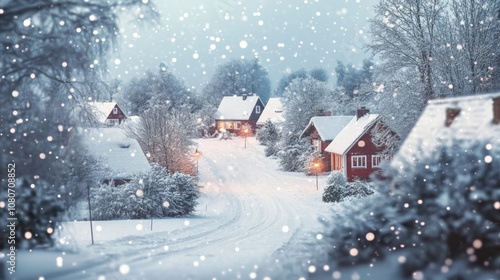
255, 106, 261, 114
351, 155, 367, 168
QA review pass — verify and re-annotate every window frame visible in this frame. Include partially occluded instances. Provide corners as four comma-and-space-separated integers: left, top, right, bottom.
255, 105, 261, 114
371, 155, 383, 168
113, 107, 118, 114
312, 139, 321, 153
351, 155, 367, 168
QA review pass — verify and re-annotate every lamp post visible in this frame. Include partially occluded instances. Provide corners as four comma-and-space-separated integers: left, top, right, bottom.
194, 149, 201, 174
243, 127, 249, 149
313, 162, 320, 191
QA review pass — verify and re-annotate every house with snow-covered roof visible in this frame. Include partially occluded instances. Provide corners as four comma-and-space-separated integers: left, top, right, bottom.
300, 115, 353, 172
392, 92, 500, 170
256, 97, 285, 127
214, 95, 265, 136
88, 102, 127, 126
325, 107, 398, 181
78, 127, 150, 185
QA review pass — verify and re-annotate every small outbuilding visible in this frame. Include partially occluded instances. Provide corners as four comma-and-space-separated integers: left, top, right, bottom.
300, 115, 353, 172
88, 102, 127, 126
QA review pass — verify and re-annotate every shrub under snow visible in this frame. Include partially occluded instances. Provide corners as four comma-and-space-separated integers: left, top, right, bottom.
91, 165, 200, 220
322, 172, 373, 203
324, 139, 500, 278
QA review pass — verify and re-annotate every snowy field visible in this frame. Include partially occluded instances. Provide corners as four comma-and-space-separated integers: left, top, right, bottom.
7, 137, 333, 280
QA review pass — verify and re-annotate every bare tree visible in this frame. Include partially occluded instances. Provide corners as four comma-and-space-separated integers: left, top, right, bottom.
125, 104, 197, 174
447, 0, 500, 94
367, 0, 445, 102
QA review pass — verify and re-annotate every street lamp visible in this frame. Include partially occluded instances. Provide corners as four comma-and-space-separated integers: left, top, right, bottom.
243, 127, 249, 149
194, 149, 201, 174
313, 161, 320, 191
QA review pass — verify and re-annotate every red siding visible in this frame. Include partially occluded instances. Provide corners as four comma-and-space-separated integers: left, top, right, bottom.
345, 128, 386, 182
107, 105, 127, 124
307, 129, 332, 172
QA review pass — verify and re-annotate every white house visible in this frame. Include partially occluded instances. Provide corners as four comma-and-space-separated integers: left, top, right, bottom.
214, 95, 265, 135
392, 92, 500, 170
256, 97, 285, 127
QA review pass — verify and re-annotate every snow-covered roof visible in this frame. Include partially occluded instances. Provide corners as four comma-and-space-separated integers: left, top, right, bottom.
300, 116, 353, 141
88, 102, 122, 123
215, 95, 262, 120
256, 98, 285, 125
78, 127, 150, 179
325, 114, 381, 155
393, 92, 500, 166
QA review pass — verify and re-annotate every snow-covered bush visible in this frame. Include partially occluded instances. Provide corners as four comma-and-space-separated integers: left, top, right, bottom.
162, 172, 200, 217
324, 139, 500, 277
277, 139, 312, 172
91, 165, 200, 220
322, 172, 373, 203
256, 120, 280, 145
322, 172, 347, 203
257, 121, 281, 157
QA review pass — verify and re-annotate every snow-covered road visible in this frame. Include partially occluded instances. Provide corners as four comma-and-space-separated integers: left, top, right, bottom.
14, 137, 331, 280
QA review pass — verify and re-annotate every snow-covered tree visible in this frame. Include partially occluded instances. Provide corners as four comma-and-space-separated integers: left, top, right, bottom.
367, 0, 444, 102
274, 69, 308, 97
309, 68, 329, 83
324, 139, 500, 277
277, 139, 313, 172
335, 59, 374, 97
372, 70, 427, 140
119, 66, 195, 116
0, 0, 157, 248
438, 0, 500, 95
281, 77, 334, 139
202, 58, 271, 106
256, 120, 281, 157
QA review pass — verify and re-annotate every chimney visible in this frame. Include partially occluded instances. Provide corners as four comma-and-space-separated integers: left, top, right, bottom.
242, 94, 247, 101
356, 107, 369, 120
493, 97, 500, 124
445, 107, 461, 127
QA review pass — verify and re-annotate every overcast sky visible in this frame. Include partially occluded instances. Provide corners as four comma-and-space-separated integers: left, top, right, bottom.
110, 0, 376, 91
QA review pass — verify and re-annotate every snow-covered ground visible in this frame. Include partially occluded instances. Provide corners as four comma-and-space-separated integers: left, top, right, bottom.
6, 137, 333, 280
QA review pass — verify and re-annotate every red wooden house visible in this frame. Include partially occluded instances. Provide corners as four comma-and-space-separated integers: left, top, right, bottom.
325, 108, 397, 181
88, 102, 127, 126
214, 95, 265, 136
299, 115, 352, 172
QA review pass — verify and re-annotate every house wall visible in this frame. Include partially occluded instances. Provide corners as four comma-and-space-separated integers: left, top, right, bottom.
216, 99, 265, 136
307, 129, 331, 172
330, 153, 344, 171
345, 129, 386, 182
248, 99, 265, 133
216, 120, 251, 136
107, 105, 127, 125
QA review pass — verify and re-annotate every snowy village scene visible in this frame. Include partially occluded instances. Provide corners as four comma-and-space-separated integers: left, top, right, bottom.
1, 0, 500, 279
